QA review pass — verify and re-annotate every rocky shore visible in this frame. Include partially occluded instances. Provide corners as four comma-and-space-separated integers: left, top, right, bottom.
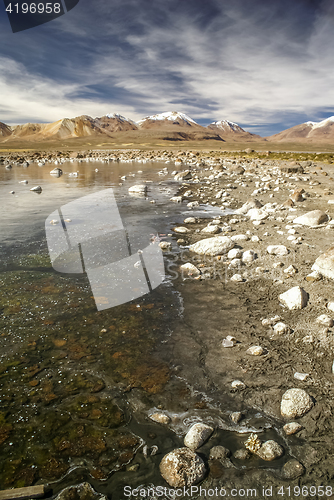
1, 148, 334, 499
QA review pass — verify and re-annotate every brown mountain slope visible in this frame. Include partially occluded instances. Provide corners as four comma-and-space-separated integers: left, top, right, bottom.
0, 122, 12, 137
267, 117, 334, 142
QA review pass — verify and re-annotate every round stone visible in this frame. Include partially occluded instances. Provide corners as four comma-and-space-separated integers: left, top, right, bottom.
281, 388, 314, 419
159, 447, 206, 487
256, 440, 284, 461
281, 459, 305, 479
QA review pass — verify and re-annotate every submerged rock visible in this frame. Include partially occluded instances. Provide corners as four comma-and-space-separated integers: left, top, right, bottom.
159, 447, 206, 487
54, 483, 107, 500
184, 422, 214, 450
281, 388, 314, 418
128, 184, 148, 194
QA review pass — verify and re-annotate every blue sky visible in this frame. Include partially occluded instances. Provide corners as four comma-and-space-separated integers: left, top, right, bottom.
1, 0, 334, 135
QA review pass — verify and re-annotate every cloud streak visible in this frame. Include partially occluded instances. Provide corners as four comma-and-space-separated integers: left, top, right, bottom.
0, 0, 334, 134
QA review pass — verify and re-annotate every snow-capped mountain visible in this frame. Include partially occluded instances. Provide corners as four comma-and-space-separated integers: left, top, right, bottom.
208, 120, 246, 133
138, 111, 198, 128
267, 116, 334, 142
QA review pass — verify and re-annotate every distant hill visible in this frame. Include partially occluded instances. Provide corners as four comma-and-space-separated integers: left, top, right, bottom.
208, 120, 262, 142
0, 121, 12, 137
267, 116, 334, 142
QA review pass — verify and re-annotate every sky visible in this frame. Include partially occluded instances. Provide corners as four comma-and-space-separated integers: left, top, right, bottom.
1, 0, 334, 135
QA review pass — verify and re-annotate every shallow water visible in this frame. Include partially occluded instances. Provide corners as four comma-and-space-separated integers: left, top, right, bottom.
0, 159, 293, 496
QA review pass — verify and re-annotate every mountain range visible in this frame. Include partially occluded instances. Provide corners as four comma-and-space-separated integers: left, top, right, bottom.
0, 111, 334, 144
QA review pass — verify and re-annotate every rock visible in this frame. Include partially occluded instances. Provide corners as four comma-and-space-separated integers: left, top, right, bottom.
222, 338, 234, 348
242, 250, 256, 263
316, 314, 334, 327
231, 380, 246, 390
170, 196, 183, 203
306, 270, 322, 282
187, 201, 199, 208
273, 322, 291, 335
189, 236, 234, 256
312, 247, 334, 280
30, 185, 42, 192
201, 225, 220, 234
294, 372, 309, 381
290, 189, 304, 202
234, 449, 251, 460
267, 245, 289, 256
159, 241, 172, 250
228, 248, 243, 259
280, 163, 304, 174
180, 263, 201, 277
293, 210, 329, 227
184, 422, 214, 450
284, 264, 298, 274
231, 234, 249, 242
230, 274, 244, 282
9, 190, 15, 194
283, 422, 303, 435
174, 170, 192, 181
236, 199, 263, 215
54, 483, 107, 500
247, 208, 269, 221
229, 258, 242, 268
209, 446, 231, 460
159, 447, 206, 487
327, 301, 334, 312
262, 315, 281, 326
173, 226, 190, 234
256, 440, 284, 461
149, 412, 171, 425
184, 217, 196, 224
281, 388, 314, 418
281, 459, 305, 479
50, 167, 63, 176
279, 286, 308, 310
230, 411, 243, 423
128, 184, 148, 194
246, 345, 264, 356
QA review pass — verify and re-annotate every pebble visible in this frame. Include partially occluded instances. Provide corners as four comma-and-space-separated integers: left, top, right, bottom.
246, 345, 264, 356
306, 270, 322, 282
209, 445, 231, 460
230, 411, 243, 424
234, 449, 251, 460
231, 380, 246, 390
222, 338, 234, 348
284, 264, 298, 274
312, 247, 334, 280
316, 314, 334, 327
159, 241, 172, 250
180, 263, 201, 277
184, 217, 196, 224
30, 185, 42, 192
231, 234, 250, 242
294, 372, 309, 381
281, 388, 314, 418
327, 302, 334, 313
227, 248, 243, 259
256, 440, 284, 461
280, 459, 305, 479
159, 448, 206, 487
273, 322, 291, 335
279, 286, 309, 310
230, 274, 244, 282
283, 422, 303, 435
242, 250, 256, 263
149, 412, 171, 425
184, 422, 214, 450
189, 236, 234, 256
173, 226, 190, 234
201, 225, 220, 234
267, 245, 289, 256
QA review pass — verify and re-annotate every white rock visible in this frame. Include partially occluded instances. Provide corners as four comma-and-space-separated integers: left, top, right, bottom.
228, 248, 243, 259
30, 185, 42, 192
189, 236, 234, 256
159, 241, 172, 250
231, 234, 250, 242
229, 258, 242, 268
281, 388, 314, 418
306, 270, 321, 281
230, 274, 244, 282
316, 314, 334, 327
236, 199, 263, 214
283, 422, 303, 435
187, 201, 199, 208
174, 170, 192, 181
242, 250, 256, 263
251, 235, 260, 242
222, 338, 234, 348
284, 265, 298, 274
150, 412, 171, 425
273, 322, 291, 335
246, 345, 264, 356
173, 226, 190, 234
159, 448, 206, 487
247, 208, 269, 221
128, 184, 148, 194
293, 210, 329, 227
267, 245, 289, 256
327, 302, 334, 313
312, 247, 334, 280
170, 196, 183, 203
294, 372, 309, 381
184, 423, 214, 450
279, 286, 308, 310
184, 217, 196, 224
262, 315, 281, 327
201, 225, 220, 234
180, 263, 201, 277
231, 380, 246, 390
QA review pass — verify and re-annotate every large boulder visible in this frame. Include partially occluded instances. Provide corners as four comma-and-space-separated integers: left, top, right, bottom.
281, 388, 314, 418
184, 423, 213, 450
279, 286, 308, 310
189, 236, 234, 256
293, 210, 329, 227
312, 247, 334, 280
159, 447, 206, 487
